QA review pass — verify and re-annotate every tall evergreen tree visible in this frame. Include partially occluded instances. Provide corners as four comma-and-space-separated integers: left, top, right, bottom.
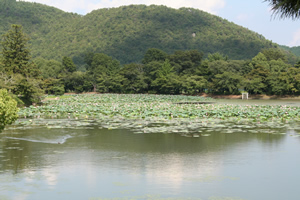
1, 24, 31, 77
1, 24, 42, 105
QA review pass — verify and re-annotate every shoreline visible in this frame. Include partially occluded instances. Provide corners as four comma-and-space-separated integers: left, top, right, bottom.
58, 92, 300, 100
200, 94, 300, 100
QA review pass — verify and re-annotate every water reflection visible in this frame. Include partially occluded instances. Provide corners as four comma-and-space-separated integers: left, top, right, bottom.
0, 127, 299, 200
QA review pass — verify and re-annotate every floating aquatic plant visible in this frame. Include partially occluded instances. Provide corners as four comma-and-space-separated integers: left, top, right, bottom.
8, 94, 300, 135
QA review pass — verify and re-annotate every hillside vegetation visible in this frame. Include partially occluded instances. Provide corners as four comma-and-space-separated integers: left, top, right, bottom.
2, 1, 300, 98
280, 45, 300, 57
0, 0, 278, 64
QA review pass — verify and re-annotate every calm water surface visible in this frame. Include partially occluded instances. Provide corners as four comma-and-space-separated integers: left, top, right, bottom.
0, 123, 300, 200
216, 98, 300, 106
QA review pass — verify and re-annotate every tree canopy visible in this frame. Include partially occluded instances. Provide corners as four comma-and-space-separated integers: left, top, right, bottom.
0, 24, 43, 105
1, 24, 31, 76
0, 89, 18, 132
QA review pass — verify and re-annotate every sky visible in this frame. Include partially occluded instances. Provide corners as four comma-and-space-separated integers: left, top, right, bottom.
21, 0, 300, 47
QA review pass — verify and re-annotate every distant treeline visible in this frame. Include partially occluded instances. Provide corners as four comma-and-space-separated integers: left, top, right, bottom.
31, 47, 300, 96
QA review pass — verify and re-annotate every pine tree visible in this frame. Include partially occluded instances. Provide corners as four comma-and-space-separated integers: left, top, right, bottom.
1, 24, 42, 105
1, 24, 31, 76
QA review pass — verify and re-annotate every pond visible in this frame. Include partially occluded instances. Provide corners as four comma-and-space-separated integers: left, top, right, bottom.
1, 122, 300, 200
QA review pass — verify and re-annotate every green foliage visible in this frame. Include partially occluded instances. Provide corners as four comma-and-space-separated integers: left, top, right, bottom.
0, 88, 18, 132
35, 57, 64, 79
181, 75, 207, 95
0, 2, 299, 97
14, 77, 43, 104
1, 24, 31, 76
42, 78, 65, 95
0, 3, 277, 64
62, 56, 76, 73
211, 72, 242, 94
142, 48, 168, 64
0, 24, 43, 105
261, 48, 287, 62
265, 0, 300, 19
17, 94, 300, 127
206, 52, 228, 62
120, 63, 148, 93
169, 50, 203, 74
85, 53, 121, 92
157, 59, 174, 78
279, 45, 300, 65
63, 71, 92, 93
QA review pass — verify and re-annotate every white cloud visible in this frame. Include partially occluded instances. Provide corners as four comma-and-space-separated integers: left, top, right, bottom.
289, 28, 300, 47
236, 14, 250, 21
22, 0, 225, 15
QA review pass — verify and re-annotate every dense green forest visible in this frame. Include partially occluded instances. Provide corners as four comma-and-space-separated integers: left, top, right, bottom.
1, 24, 300, 99
22, 45, 300, 96
280, 45, 300, 57
1, 1, 300, 101
0, 0, 281, 65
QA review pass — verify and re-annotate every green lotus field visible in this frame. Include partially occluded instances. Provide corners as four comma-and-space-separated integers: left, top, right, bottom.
6, 94, 299, 136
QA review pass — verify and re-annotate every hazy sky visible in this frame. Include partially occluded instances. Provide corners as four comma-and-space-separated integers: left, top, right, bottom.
22, 0, 300, 47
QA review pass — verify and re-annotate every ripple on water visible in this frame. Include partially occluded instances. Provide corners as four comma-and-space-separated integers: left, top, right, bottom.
4, 135, 73, 144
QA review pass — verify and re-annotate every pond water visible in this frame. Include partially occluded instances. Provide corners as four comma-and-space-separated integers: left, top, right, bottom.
216, 98, 300, 106
1, 123, 300, 200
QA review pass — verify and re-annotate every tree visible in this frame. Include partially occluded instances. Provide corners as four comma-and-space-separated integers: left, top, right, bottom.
64, 71, 92, 93
168, 50, 203, 74
244, 64, 270, 94
142, 48, 168, 64
14, 78, 43, 105
181, 75, 208, 95
1, 24, 42, 105
1, 24, 32, 76
211, 72, 242, 94
261, 48, 287, 62
35, 58, 64, 79
62, 56, 76, 73
120, 63, 147, 93
206, 52, 228, 62
157, 59, 174, 78
265, 0, 300, 19
0, 89, 18, 132
42, 78, 65, 95
151, 59, 181, 94
86, 53, 120, 92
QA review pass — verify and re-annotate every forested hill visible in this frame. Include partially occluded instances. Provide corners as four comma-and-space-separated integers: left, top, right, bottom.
0, 1, 277, 64
280, 45, 300, 57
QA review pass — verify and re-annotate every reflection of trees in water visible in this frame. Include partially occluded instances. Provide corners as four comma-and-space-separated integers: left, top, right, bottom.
0, 128, 67, 174
0, 135, 32, 174
0, 126, 286, 174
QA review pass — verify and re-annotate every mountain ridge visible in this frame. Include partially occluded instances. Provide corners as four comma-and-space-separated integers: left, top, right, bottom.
0, 1, 279, 64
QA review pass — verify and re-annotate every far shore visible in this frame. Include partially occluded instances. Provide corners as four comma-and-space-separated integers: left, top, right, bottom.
200, 94, 300, 100
46, 92, 300, 101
